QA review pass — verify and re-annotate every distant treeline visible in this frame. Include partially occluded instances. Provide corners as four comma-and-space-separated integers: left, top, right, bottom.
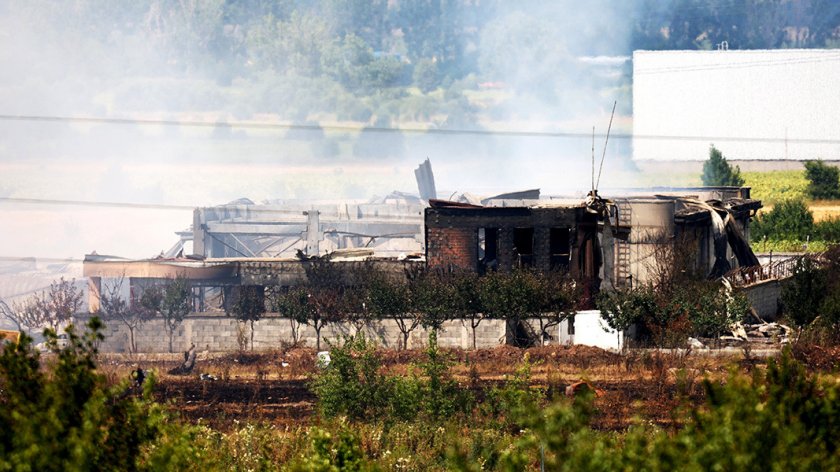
7, 1, 839, 124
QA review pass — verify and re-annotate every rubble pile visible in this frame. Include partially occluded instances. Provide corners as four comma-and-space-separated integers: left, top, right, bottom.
694, 321, 792, 349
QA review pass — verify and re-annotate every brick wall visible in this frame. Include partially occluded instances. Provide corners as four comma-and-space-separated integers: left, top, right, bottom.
424, 206, 578, 272
426, 226, 476, 270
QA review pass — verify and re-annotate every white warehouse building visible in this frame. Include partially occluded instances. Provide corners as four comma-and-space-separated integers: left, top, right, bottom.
632, 49, 840, 161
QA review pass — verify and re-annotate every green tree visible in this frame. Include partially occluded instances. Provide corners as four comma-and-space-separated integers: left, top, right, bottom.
412, 269, 458, 332
804, 160, 840, 200
300, 255, 350, 351
139, 275, 192, 353
534, 271, 580, 345
412, 58, 440, 93
752, 199, 815, 241
228, 285, 266, 351
702, 145, 744, 186
272, 286, 312, 347
365, 269, 415, 350
477, 270, 542, 346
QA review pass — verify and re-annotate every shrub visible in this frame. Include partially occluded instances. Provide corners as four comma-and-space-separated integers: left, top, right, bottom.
598, 280, 749, 347
482, 357, 544, 432
781, 257, 827, 328
288, 427, 374, 472
311, 332, 472, 425
804, 160, 840, 200
310, 333, 393, 421
752, 199, 815, 241
416, 331, 473, 420
814, 217, 840, 242
702, 145, 744, 186
0, 319, 193, 470
453, 351, 840, 471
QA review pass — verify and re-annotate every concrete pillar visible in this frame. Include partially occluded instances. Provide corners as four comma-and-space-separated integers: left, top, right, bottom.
193, 208, 206, 257
88, 277, 101, 313
305, 210, 321, 256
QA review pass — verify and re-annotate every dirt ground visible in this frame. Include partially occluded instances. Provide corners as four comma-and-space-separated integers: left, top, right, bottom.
99, 345, 779, 432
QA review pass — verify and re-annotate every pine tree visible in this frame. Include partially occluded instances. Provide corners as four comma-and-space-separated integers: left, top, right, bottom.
702, 145, 744, 186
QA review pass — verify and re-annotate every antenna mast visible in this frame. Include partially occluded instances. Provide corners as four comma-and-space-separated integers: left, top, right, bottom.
595, 101, 617, 190
591, 126, 595, 191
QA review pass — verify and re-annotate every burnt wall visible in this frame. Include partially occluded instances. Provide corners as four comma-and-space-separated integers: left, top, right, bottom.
426, 226, 476, 270
425, 206, 579, 272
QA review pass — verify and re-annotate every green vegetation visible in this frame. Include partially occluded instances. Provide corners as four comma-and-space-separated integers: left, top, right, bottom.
780, 247, 840, 343
742, 170, 808, 205
139, 276, 192, 353
804, 160, 840, 200
598, 280, 749, 347
10, 1, 839, 133
752, 199, 815, 241
0, 319, 195, 470
742, 168, 840, 251
271, 265, 579, 349
7, 319, 840, 470
702, 145, 744, 187
751, 199, 840, 251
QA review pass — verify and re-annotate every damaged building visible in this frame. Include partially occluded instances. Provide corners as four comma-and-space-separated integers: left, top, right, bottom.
425, 186, 761, 304
82, 156, 763, 351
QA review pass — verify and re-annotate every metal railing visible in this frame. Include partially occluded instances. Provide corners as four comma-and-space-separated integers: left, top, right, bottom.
727, 253, 820, 287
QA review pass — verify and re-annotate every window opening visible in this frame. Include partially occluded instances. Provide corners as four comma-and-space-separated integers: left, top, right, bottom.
550, 227, 571, 270
513, 227, 534, 267
477, 228, 499, 274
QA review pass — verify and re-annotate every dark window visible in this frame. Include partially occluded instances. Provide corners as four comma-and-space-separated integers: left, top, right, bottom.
477, 228, 499, 274
513, 227, 534, 267
550, 227, 571, 270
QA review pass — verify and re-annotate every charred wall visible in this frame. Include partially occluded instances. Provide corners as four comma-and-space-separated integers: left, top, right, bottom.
424, 206, 580, 273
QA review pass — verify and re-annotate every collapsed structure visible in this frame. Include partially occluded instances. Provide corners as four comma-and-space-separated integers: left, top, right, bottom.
425, 187, 761, 302
83, 160, 763, 351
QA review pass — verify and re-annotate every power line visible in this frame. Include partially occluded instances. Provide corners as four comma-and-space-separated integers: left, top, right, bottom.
0, 197, 195, 211
0, 197, 425, 222
0, 113, 601, 139
1, 113, 840, 144
0, 256, 81, 263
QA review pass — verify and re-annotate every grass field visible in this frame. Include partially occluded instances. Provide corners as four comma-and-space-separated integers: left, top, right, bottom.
742, 170, 808, 205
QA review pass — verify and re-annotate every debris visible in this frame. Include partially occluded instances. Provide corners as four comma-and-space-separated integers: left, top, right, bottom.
281, 360, 290, 368
730, 322, 748, 340
565, 380, 603, 398
316, 351, 331, 368
687, 337, 706, 349
719, 335, 746, 346
169, 343, 197, 375
199, 373, 218, 381
130, 365, 146, 389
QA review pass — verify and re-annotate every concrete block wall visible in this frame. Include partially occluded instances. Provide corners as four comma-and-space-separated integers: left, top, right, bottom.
740, 279, 786, 321
82, 313, 509, 353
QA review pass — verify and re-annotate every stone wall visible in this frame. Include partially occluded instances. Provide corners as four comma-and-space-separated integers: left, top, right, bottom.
80, 313, 509, 353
